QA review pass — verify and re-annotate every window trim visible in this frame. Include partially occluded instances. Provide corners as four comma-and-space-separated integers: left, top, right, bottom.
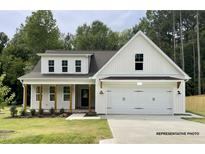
62, 60, 68, 72
135, 54, 144, 71
62, 86, 70, 101
48, 60, 55, 72
36, 86, 41, 102
49, 86, 55, 102
75, 60, 81, 72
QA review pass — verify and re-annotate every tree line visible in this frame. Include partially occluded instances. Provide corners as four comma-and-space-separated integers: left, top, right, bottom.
0, 10, 204, 104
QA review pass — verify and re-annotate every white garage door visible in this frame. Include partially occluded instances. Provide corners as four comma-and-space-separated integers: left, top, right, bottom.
107, 87, 173, 114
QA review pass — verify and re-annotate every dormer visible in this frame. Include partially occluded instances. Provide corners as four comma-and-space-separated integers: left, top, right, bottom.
37, 51, 92, 74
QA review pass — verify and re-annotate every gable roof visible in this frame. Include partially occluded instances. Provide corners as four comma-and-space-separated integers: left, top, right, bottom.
19, 31, 191, 81
19, 50, 116, 80
93, 31, 191, 80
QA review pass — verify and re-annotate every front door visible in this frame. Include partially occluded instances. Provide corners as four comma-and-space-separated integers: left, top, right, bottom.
81, 89, 89, 107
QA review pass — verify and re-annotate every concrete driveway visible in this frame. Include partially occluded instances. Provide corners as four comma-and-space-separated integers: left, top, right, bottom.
103, 115, 205, 144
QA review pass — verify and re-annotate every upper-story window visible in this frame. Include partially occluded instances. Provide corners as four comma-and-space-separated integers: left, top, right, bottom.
62, 60, 68, 72
75, 60, 81, 72
48, 60, 54, 72
135, 54, 143, 70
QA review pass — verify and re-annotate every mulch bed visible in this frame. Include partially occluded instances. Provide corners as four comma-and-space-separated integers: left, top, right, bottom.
5, 113, 72, 119
84, 112, 97, 117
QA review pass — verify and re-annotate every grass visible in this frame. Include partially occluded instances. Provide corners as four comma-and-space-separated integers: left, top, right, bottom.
186, 110, 205, 117
182, 118, 205, 124
0, 107, 112, 144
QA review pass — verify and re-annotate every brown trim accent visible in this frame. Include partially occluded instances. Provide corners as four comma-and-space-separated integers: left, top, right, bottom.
39, 85, 43, 110
70, 85, 72, 113
23, 84, 28, 111
177, 82, 181, 89
100, 80, 102, 89
88, 85, 92, 112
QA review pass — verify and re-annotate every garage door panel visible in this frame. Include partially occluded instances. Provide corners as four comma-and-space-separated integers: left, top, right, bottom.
107, 87, 173, 114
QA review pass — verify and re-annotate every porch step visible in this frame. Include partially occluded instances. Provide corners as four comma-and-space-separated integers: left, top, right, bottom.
66, 113, 86, 120
65, 113, 101, 120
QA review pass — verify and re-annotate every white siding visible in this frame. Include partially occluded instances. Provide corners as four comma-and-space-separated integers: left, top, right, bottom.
30, 85, 75, 111
173, 81, 186, 114
95, 78, 106, 114
41, 56, 90, 74
98, 34, 184, 79
95, 33, 186, 114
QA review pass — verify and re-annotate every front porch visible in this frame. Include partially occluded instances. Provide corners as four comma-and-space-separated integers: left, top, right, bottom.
23, 84, 95, 113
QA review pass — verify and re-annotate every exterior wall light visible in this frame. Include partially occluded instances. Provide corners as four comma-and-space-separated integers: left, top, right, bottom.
137, 82, 143, 86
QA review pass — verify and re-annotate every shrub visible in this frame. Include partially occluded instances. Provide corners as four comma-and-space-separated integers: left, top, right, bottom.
60, 108, 64, 114
30, 109, 36, 116
39, 109, 44, 115
19, 109, 26, 116
0, 74, 16, 111
10, 105, 18, 117
49, 108, 55, 115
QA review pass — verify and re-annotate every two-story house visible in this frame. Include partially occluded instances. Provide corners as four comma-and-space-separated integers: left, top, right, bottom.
18, 31, 190, 115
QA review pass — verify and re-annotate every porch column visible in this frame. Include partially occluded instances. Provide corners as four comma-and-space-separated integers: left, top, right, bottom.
39, 85, 42, 110
23, 84, 28, 112
88, 84, 92, 112
54, 85, 57, 111
70, 85, 72, 113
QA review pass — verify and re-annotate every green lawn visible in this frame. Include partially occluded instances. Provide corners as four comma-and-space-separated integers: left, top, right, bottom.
183, 118, 205, 124
0, 107, 112, 144
186, 110, 205, 117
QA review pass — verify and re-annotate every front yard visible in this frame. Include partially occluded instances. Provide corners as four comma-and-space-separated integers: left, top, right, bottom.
185, 95, 205, 124
0, 107, 112, 144
183, 118, 205, 124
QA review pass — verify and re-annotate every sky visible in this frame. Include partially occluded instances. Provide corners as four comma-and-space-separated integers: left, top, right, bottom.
0, 10, 146, 39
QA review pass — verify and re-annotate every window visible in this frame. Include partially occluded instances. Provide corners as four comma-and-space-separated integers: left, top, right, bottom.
48, 60, 54, 72
62, 60, 68, 72
49, 86, 55, 101
75, 60, 81, 72
36, 86, 41, 101
135, 54, 143, 70
63, 86, 70, 101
